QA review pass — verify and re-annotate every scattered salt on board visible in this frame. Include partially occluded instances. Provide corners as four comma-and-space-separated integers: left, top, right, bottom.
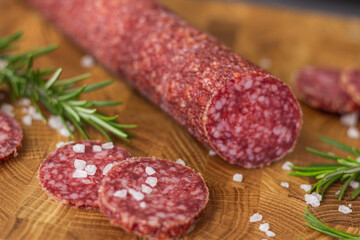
300, 184, 312, 192
338, 205, 352, 214
249, 213, 262, 223
281, 161, 293, 171
340, 113, 359, 127
233, 173, 243, 183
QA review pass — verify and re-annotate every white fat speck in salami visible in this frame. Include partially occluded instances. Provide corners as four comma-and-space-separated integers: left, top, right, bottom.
99, 157, 209, 240
141, 184, 152, 194
0, 112, 23, 163
73, 169, 87, 178
103, 163, 115, 175
114, 189, 127, 198
38, 141, 131, 208
129, 189, 145, 201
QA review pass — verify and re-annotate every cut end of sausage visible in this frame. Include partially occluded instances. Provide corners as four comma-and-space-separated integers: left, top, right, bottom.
205, 72, 302, 168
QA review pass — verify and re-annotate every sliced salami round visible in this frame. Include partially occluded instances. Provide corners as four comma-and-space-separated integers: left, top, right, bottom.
0, 112, 23, 163
99, 157, 209, 240
38, 141, 131, 208
292, 66, 360, 113
341, 69, 360, 106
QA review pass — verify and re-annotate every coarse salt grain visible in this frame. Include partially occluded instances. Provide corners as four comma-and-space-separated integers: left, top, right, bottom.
1, 103, 14, 117
48, 115, 74, 137
338, 205, 352, 214
233, 173, 243, 182
249, 213, 262, 222
73, 144, 85, 153
348, 204, 352, 207
92, 145, 102, 152
129, 189, 144, 201
335, 190, 340, 196
113, 189, 127, 198
101, 142, 114, 149
280, 182, 289, 188
80, 55, 95, 68
347, 127, 360, 139
72, 170, 87, 178
85, 165, 97, 176
259, 223, 270, 232
17, 98, 31, 106
282, 161, 293, 171
266, 231, 276, 237
103, 163, 114, 175
350, 181, 359, 189
305, 192, 322, 207
209, 150, 216, 156
141, 184, 152, 194
140, 202, 146, 208
176, 158, 186, 166
22, 115, 32, 126
146, 177, 158, 187
145, 166, 156, 175
0, 60, 8, 70
340, 113, 359, 127
74, 159, 86, 170
356, 157, 360, 163
300, 184, 312, 192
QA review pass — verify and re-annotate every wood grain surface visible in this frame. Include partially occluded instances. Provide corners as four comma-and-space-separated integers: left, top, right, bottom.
0, 0, 360, 239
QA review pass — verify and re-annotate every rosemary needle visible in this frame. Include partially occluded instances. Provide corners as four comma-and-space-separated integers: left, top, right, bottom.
289, 137, 360, 200
304, 207, 360, 240
0, 31, 136, 142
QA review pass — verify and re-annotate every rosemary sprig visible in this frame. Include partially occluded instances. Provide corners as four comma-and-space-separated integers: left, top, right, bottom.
304, 207, 360, 239
289, 137, 360, 200
0, 31, 136, 142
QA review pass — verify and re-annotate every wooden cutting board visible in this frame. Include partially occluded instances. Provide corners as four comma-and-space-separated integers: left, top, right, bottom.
1, 0, 360, 239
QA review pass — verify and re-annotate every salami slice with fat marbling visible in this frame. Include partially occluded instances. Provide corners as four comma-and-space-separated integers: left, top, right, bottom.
26, 0, 302, 168
38, 141, 131, 208
99, 157, 209, 240
0, 112, 23, 163
292, 66, 360, 113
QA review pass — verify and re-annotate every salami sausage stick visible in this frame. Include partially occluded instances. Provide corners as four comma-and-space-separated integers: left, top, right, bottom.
26, 0, 302, 168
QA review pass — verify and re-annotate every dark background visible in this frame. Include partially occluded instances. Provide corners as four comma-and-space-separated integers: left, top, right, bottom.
226, 0, 360, 16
